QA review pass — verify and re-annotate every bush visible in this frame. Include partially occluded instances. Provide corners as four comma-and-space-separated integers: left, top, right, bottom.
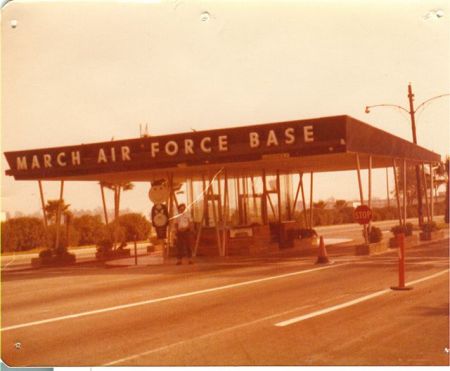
118, 213, 151, 242
421, 221, 439, 233
368, 226, 383, 243
39, 248, 53, 259
72, 215, 104, 245
390, 223, 413, 236
46, 224, 80, 250
1, 217, 46, 252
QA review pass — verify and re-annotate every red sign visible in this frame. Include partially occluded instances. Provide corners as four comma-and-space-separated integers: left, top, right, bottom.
353, 205, 372, 225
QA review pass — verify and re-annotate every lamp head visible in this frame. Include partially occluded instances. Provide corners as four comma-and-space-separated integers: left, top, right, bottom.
365, 106, 370, 114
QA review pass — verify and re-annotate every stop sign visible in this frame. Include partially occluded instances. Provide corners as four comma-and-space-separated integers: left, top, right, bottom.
354, 205, 372, 225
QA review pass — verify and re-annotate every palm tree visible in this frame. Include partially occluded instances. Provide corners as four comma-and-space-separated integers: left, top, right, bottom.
44, 199, 71, 224
99, 181, 134, 221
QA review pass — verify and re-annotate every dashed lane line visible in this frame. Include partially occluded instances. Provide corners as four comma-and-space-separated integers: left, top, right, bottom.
1, 262, 346, 332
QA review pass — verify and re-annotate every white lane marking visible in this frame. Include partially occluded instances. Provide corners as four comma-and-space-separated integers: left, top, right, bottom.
1, 263, 346, 332
102, 303, 314, 366
275, 269, 449, 327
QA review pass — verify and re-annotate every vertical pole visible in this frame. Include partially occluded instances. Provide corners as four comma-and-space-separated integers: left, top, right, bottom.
251, 175, 258, 221
262, 170, 268, 225
134, 237, 138, 265
309, 172, 314, 228
202, 175, 209, 227
299, 173, 308, 229
386, 168, 390, 208
100, 184, 109, 225
429, 163, 434, 222
209, 176, 222, 256
276, 170, 282, 224
55, 180, 65, 251
368, 156, 373, 235
217, 174, 223, 223
291, 173, 302, 216
243, 177, 248, 224
38, 180, 48, 230
356, 154, 368, 244
222, 170, 229, 256
392, 159, 403, 227
285, 174, 292, 220
402, 160, 408, 226
421, 163, 430, 224
189, 178, 195, 220
236, 176, 242, 224
167, 174, 174, 258
408, 83, 424, 227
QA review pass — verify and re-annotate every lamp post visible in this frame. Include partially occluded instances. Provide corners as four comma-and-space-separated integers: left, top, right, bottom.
365, 84, 450, 227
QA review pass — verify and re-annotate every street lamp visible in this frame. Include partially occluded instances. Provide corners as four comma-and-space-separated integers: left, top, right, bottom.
365, 83, 450, 227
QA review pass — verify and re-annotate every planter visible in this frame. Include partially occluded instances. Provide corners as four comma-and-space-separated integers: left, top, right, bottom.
389, 234, 419, 248
31, 253, 76, 267
355, 240, 388, 255
419, 229, 445, 241
96, 248, 131, 260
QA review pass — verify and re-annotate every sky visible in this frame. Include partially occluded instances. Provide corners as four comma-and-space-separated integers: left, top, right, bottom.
1, 0, 449, 218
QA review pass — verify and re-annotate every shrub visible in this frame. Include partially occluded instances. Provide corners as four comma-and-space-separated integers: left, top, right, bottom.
39, 249, 53, 259
1, 217, 46, 251
46, 224, 80, 250
368, 226, 383, 243
390, 223, 413, 236
72, 215, 104, 245
117, 213, 151, 242
421, 221, 439, 233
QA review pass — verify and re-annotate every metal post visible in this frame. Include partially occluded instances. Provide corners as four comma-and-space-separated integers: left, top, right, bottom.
38, 180, 48, 230
421, 163, 430, 224
368, 156, 372, 235
408, 83, 424, 227
299, 173, 309, 229
276, 170, 282, 224
100, 184, 109, 225
386, 168, 390, 208
429, 163, 434, 222
251, 175, 258, 221
134, 237, 138, 265
356, 154, 368, 244
55, 180, 65, 251
291, 173, 302, 216
222, 170, 229, 256
390, 233, 412, 291
236, 176, 242, 224
402, 160, 408, 225
285, 174, 292, 220
309, 172, 314, 228
392, 159, 403, 227
209, 176, 222, 256
262, 170, 268, 224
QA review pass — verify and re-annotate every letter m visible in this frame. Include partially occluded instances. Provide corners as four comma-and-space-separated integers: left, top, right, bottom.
16, 156, 28, 170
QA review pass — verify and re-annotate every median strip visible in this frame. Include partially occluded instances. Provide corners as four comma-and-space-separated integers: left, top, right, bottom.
1, 262, 346, 332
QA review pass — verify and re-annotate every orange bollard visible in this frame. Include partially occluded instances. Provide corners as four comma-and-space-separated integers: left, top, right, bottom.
391, 233, 412, 291
315, 236, 330, 264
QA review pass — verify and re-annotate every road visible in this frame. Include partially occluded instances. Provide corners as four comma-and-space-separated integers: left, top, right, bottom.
1, 238, 448, 366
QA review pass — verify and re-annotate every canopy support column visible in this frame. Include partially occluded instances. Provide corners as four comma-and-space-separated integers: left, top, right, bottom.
421, 163, 430, 224
402, 160, 408, 225
309, 172, 314, 229
368, 155, 373, 234
276, 170, 282, 224
38, 180, 48, 230
356, 154, 368, 244
209, 175, 222, 256
291, 173, 302, 216
392, 159, 403, 227
55, 180, 65, 251
386, 168, 390, 208
100, 184, 109, 225
429, 163, 434, 222
299, 173, 308, 228
221, 170, 229, 256
262, 170, 268, 225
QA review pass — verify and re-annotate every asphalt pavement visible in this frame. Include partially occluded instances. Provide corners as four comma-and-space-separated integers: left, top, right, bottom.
1, 238, 448, 366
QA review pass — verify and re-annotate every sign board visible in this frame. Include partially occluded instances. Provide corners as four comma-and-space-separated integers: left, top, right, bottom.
353, 205, 372, 225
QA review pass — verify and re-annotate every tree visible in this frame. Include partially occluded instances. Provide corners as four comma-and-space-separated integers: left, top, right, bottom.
44, 199, 71, 224
99, 181, 134, 221
334, 200, 347, 210
118, 213, 151, 242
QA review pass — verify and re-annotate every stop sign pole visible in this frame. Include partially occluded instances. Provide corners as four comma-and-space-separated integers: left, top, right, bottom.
353, 205, 372, 244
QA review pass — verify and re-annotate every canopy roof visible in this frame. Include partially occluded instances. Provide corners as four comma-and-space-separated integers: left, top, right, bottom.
4, 115, 440, 182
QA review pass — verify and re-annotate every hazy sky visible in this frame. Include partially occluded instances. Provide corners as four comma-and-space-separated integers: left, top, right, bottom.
1, 0, 449, 217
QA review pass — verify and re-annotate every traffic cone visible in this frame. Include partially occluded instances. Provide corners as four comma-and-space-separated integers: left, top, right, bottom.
315, 236, 330, 264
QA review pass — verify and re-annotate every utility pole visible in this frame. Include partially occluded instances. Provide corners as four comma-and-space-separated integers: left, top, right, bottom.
445, 157, 449, 224
407, 83, 424, 227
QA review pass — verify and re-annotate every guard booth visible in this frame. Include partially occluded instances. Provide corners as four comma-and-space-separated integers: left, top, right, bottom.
4, 115, 440, 257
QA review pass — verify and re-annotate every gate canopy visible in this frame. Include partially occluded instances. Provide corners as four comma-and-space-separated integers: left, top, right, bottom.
4, 115, 440, 182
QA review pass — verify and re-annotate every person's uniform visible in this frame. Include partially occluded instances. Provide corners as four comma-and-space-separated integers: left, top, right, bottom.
174, 211, 192, 261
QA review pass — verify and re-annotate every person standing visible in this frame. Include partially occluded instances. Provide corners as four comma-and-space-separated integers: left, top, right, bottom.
173, 203, 193, 265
